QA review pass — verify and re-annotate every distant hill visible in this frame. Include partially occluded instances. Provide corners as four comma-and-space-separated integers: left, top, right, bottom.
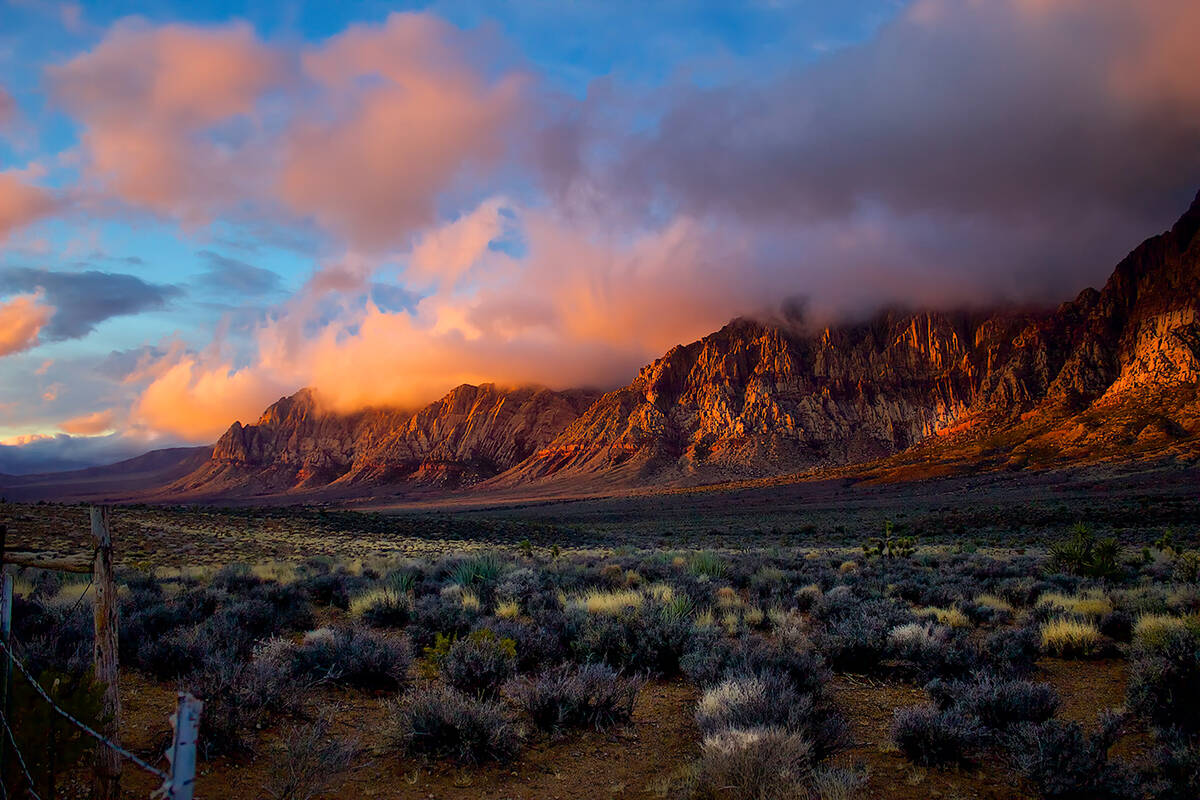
0, 446, 212, 502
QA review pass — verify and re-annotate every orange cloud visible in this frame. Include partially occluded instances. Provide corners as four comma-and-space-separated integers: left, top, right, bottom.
279, 13, 525, 249
59, 409, 115, 435
50, 20, 283, 222
0, 292, 53, 357
0, 172, 57, 240
131, 353, 288, 441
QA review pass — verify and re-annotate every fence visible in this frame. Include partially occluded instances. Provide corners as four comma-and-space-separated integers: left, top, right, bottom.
0, 509, 203, 799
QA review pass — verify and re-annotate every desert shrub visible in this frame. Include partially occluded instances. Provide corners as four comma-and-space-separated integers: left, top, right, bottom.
474, 616, 566, 673
1142, 732, 1200, 800
508, 663, 642, 732
1098, 610, 1133, 642
441, 629, 517, 698
300, 573, 354, 609
1126, 622, 1200, 734
695, 670, 844, 756
7, 667, 104, 798
1048, 530, 1124, 580
407, 591, 481, 649
1040, 618, 1104, 658
350, 586, 411, 628
389, 686, 523, 763
210, 563, 263, 594
983, 626, 1041, 674
14, 600, 93, 676
568, 601, 695, 675
288, 627, 411, 692
673, 727, 816, 800
891, 705, 984, 766
929, 673, 1059, 730
814, 613, 893, 672
917, 605, 972, 628
263, 716, 358, 800
1004, 715, 1138, 799
184, 652, 302, 758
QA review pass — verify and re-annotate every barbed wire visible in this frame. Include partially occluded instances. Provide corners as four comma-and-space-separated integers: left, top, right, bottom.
0, 637, 169, 782
0, 704, 44, 800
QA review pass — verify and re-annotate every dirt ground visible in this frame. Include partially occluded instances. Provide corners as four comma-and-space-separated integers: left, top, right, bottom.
44, 656, 1148, 800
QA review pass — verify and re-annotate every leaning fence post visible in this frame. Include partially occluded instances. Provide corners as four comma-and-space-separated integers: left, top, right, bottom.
0, 560, 11, 783
158, 693, 202, 800
90, 505, 121, 800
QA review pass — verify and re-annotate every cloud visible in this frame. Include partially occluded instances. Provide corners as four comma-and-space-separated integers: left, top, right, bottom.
278, 13, 527, 250
0, 87, 14, 126
0, 432, 154, 475
49, 13, 528, 251
195, 250, 281, 294
131, 351, 289, 441
49, 20, 284, 224
0, 172, 57, 240
0, 268, 183, 339
59, 408, 115, 435
0, 292, 53, 357
550, 0, 1200, 306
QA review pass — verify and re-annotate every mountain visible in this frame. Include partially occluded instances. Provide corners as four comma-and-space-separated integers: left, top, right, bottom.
165, 383, 600, 498
494, 190, 1200, 487
15, 191, 1200, 503
0, 446, 212, 502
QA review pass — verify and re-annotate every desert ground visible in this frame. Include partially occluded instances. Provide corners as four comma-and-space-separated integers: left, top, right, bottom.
3, 462, 1199, 799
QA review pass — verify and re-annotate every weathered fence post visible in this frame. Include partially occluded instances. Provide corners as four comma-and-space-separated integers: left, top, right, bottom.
0, 533, 11, 784
90, 505, 121, 800
158, 693, 203, 800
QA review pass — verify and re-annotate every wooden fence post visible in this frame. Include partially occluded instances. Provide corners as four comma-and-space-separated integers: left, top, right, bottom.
160, 693, 202, 800
0, 555, 11, 785
90, 505, 121, 800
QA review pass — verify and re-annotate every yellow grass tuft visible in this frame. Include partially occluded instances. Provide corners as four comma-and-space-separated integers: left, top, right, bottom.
917, 606, 971, 628
1037, 590, 1112, 620
349, 586, 406, 618
974, 593, 1013, 613
563, 588, 643, 615
1132, 613, 1192, 649
495, 599, 521, 620
1041, 618, 1103, 657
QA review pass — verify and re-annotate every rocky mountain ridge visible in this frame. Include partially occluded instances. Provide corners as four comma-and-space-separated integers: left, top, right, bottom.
168, 190, 1200, 498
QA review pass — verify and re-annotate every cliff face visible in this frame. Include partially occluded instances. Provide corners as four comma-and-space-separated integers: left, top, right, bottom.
174, 384, 599, 496
497, 190, 1200, 486
178, 191, 1200, 497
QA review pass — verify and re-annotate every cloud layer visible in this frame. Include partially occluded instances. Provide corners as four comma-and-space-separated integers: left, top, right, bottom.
1, 1, 1199, 453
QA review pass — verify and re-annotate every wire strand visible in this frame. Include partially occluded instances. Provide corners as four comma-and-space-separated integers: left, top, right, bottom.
0, 705, 44, 800
0, 637, 169, 781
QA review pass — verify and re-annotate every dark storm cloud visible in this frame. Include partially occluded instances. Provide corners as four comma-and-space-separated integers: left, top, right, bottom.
195, 250, 282, 295
546, 0, 1200, 310
0, 268, 183, 339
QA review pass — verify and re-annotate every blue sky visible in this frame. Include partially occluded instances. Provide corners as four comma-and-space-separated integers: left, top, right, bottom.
0, 0, 1197, 472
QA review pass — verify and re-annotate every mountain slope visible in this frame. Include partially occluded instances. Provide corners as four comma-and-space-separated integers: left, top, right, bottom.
167, 384, 599, 498
0, 446, 212, 502
493, 190, 1200, 488
130, 189, 1200, 500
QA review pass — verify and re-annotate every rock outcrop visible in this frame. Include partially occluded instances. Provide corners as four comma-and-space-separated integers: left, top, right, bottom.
171, 384, 599, 497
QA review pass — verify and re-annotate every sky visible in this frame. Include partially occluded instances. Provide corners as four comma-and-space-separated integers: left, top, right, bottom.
0, 0, 1199, 473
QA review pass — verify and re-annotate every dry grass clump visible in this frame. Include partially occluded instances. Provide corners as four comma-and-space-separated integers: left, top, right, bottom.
1132, 613, 1193, 649
495, 599, 521, 620
1036, 590, 1112, 620
348, 586, 405, 618
252, 561, 299, 584
562, 587, 643, 615
1040, 618, 1103, 657
975, 594, 1014, 613
917, 606, 971, 628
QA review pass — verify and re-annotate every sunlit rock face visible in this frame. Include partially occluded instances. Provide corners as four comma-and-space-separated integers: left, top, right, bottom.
500, 191, 1200, 486
186, 384, 599, 495
185, 192, 1200, 496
